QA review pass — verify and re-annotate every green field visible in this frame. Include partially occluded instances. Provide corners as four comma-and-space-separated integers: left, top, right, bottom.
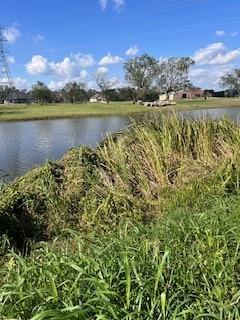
0, 98, 240, 121
2, 115, 240, 318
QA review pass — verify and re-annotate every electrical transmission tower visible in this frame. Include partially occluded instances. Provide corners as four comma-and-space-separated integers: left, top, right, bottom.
0, 26, 14, 88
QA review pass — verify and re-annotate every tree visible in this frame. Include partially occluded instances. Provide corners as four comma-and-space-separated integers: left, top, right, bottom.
31, 81, 52, 104
88, 89, 98, 98
156, 57, 195, 98
117, 87, 137, 101
95, 74, 111, 103
124, 54, 159, 101
0, 85, 14, 104
51, 90, 64, 103
62, 82, 89, 104
220, 69, 240, 97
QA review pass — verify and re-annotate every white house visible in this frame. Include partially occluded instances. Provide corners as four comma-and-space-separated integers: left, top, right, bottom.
90, 93, 107, 103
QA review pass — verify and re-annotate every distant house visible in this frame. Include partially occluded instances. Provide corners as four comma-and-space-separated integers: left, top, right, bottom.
4, 91, 34, 104
89, 93, 107, 103
159, 92, 175, 101
174, 88, 205, 99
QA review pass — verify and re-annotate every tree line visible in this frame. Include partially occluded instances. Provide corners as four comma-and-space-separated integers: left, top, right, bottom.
0, 81, 140, 104
30, 55, 196, 104
0, 54, 240, 104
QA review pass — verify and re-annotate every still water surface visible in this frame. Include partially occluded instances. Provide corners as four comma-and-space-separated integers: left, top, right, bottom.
0, 116, 130, 181
1, 107, 240, 181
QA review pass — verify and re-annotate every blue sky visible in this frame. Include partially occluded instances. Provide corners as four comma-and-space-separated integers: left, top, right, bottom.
1, 0, 240, 90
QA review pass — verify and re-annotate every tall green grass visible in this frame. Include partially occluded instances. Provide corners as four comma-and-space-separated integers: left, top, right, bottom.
1, 194, 240, 319
1, 114, 240, 318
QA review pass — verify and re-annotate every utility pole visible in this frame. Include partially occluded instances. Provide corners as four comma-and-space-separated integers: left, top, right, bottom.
0, 26, 14, 88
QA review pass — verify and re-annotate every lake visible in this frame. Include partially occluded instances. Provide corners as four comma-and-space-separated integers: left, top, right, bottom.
1, 106, 240, 182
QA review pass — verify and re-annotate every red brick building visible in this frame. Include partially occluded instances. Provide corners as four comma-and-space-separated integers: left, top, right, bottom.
174, 88, 205, 99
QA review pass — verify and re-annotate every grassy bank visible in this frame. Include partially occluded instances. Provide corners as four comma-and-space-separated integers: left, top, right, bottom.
0, 98, 240, 122
1, 115, 240, 318
2, 197, 240, 319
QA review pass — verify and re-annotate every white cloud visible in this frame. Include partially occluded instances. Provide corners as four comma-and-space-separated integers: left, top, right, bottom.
190, 64, 234, 89
73, 53, 95, 68
97, 66, 109, 74
26, 55, 50, 75
13, 77, 29, 90
210, 49, 240, 64
193, 42, 224, 64
125, 45, 139, 56
0, 77, 28, 90
193, 42, 240, 65
80, 69, 88, 79
26, 53, 95, 77
98, 53, 123, 65
99, 0, 125, 10
109, 76, 124, 88
2, 26, 21, 44
33, 34, 45, 43
48, 79, 68, 91
50, 57, 77, 77
86, 80, 98, 90
190, 42, 240, 89
7, 56, 15, 64
48, 71, 88, 90
216, 30, 226, 37
47, 80, 62, 90
189, 68, 208, 79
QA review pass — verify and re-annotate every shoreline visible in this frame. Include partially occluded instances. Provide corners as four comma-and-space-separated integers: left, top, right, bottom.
0, 99, 240, 123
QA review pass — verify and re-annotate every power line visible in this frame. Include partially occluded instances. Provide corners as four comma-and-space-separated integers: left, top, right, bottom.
41, 15, 240, 54
16, 0, 209, 39
21, 1, 239, 54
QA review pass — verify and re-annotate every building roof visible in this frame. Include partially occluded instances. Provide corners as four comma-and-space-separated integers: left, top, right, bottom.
6, 90, 34, 101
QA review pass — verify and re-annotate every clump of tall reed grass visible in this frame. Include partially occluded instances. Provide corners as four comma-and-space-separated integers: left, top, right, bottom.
1, 114, 240, 249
